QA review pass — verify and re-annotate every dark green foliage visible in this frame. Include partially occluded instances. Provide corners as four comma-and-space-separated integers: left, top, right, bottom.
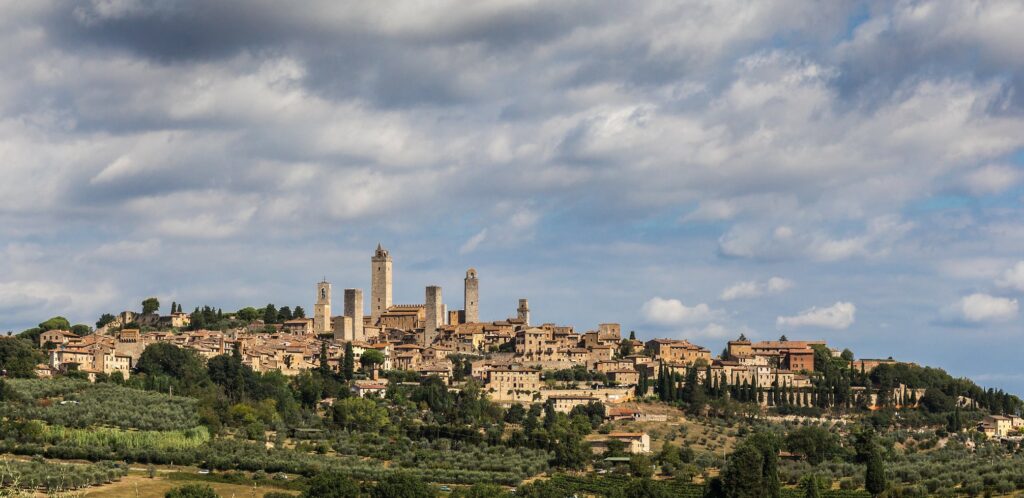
361, 349, 385, 371
804, 475, 821, 498
70, 324, 92, 336
721, 431, 781, 498
263, 304, 278, 324
38, 316, 71, 331
344, 342, 355, 381
370, 472, 435, 498
621, 477, 673, 498
785, 426, 840, 465
165, 484, 218, 498
331, 397, 389, 432
722, 442, 765, 497
142, 297, 160, 315
450, 483, 511, 498
237, 307, 259, 321
303, 472, 360, 498
136, 342, 209, 393
277, 306, 293, 322
293, 306, 306, 318
0, 337, 43, 377
865, 449, 886, 496
919, 388, 953, 413
96, 313, 117, 329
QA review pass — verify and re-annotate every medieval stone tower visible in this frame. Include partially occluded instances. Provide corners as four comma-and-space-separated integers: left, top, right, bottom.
424, 285, 443, 346
344, 288, 364, 341
464, 268, 479, 323
370, 244, 392, 323
314, 280, 332, 334
517, 298, 530, 326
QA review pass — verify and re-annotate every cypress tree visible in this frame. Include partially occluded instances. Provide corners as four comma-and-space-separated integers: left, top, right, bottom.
343, 342, 355, 380
865, 449, 886, 496
804, 475, 821, 498
319, 342, 331, 377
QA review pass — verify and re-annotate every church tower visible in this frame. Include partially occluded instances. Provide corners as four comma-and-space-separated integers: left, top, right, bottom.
464, 268, 479, 323
371, 244, 392, 323
517, 298, 530, 326
314, 280, 332, 335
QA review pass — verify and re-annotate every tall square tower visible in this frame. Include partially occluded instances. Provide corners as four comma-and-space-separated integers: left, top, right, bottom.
314, 280, 331, 334
371, 244, 392, 323
464, 268, 479, 324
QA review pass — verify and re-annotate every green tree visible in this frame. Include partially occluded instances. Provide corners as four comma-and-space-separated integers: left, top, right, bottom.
785, 426, 839, 465
165, 484, 218, 498
622, 478, 672, 498
721, 442, 764, 497
343, 342, 355, 380
69, 324, 92, 336
370, 473, 435, 498
0, 338, 43, 377
803, 475, 821, 498
320, 342, 332, 377
865, 448, 886, 496
361, 349, 385, 373
263, 304, 278, 324
451, 483, 511, 498
303, 473, 360, 498
38, 316, 71, 331
278, 306, 293, 322
136, 342, 210, 392
293, 306, 306, 318
237, 307, 259, 322
332, 397, 389, 432
142, 297, 160, 315
630, 453, 654, 478
947, 405, 963, 433
96, 313, 117, 329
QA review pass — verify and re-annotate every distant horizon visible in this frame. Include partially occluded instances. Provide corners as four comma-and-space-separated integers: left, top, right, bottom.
3, 2, 1024, 396
5, 241, 1019, 398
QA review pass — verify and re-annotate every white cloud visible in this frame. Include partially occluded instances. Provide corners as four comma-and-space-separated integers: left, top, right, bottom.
962, 164, 1021, 195
995, 261, 1024, 292
641, 297, 723, 326
459, 228, 488, 254
951, 293, 1019, 323
682, 322, 754, 340
720, 276, 794, 300
777, 301, 856, 330
719, 216, 913, 262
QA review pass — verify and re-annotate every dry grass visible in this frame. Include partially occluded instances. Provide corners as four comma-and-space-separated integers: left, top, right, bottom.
78, 474, 298, 498
609, 402, 741, 456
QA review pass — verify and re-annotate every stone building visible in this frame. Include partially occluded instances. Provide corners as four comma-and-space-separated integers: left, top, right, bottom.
424, 285, 443, 346
371, 244, 393, 323
314, 280, 332, 335
517, 299, 530, 326
344, 286, 364, 342
464, 268, 479, 323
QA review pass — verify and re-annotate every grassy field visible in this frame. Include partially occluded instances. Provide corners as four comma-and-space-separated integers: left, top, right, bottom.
610, 402, 741, 455
79, 474, 299, 498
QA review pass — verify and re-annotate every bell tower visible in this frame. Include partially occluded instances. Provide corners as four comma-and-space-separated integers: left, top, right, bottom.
314, 280, 331, 335
371, 244, 392, 323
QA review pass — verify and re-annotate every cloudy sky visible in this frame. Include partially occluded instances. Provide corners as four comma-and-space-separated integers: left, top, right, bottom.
2, 1, 1024, 393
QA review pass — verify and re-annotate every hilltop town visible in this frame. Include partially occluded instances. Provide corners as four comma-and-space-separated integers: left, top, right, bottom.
2, 245, 1023, 498
26, 245, 1023, 441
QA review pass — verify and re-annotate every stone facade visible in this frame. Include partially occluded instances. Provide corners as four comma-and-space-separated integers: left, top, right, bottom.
314, 280, 332, 335
517, 298, 530, 326
371, 244, 392, 323
344, 288, 364, 341
424, 285, 443, 346
464, 268, 479, 323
